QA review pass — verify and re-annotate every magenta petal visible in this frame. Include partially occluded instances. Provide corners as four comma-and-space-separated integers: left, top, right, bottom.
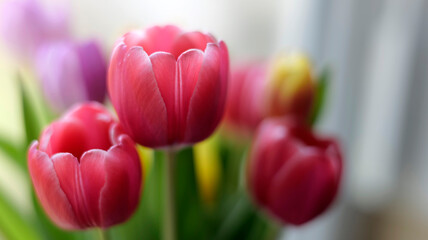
51, 153, 92, 228
149, 52, 177, 143
115, 46, 168, 147
268, 151, 338, 225
108, 42, 127, 105
184, 43, 225, 143
28, 143, 79, 230
171, 31, 216, 59
144, 25, 182, 54
80, 150, 107, 226
176, 49, 204, 141
248, 123, 298, 205
99, 136, 141, 228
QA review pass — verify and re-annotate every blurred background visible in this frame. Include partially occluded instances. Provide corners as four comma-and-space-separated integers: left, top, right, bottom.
1, 0, 428, 239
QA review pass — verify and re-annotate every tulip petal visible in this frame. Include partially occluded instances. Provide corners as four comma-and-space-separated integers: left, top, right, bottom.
171, 31, 216, 59
108, 42, 127, 104
144, 25, 182, 54
99, 135, 142, 228
80, 150, 107, 227
52, 153, 93, 228
185, 43, 226, 143
176, 49, 204, 141
149, 52, 177, 143
268, 151, 338, 225
248, 122, 299, 205
65, 102, 114, 152
28, 143, 79, 230
114, 46, 168, 147
76, 41, 107, 103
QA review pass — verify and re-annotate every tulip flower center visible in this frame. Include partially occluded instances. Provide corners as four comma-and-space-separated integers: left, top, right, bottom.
39, 113, 114, 160
125, 26, 216, 59
289, 125, 333, 152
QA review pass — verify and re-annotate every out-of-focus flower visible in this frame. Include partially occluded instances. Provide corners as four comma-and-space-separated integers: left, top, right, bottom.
28, 102, 142, 230
0, 0, 69, 60
223, 63, 267, 138
36, 40, 107, 112
265, 52, 315, 122
194, 134, 221, 205
247, 118, 342, 225
108, 25, 229, 148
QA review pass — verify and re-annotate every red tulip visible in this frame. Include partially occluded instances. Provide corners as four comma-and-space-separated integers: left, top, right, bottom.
28, 102, 142, 230
247, 118, 342, 225
108, 25, 229, 148
223, 63, 267, 138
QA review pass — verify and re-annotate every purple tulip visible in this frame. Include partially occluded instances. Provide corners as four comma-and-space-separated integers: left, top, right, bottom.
36, 40, 107, 112
0, 0, 69, 60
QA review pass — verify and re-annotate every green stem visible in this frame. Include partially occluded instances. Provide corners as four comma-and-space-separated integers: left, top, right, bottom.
164, 149, 176, 240
97, 228, 110, 240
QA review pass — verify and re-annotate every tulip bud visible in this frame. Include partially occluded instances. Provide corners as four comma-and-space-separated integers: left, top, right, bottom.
0, 0, 69, 60
108, 25, 229, 148
265, 52, 315, 122
247, 118, 342, 225
28, 102, 142, 230
36, 40, 107, 112
223, 63, 267, 138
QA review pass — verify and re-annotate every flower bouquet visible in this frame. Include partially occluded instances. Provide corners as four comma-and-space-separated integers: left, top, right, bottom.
0, 1, 342, 240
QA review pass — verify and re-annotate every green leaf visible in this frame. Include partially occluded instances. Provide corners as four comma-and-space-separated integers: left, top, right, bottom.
17, 73, 42, 146
0, 191, 41, 240
0, 135, 25, 168
310, 68, 330, 125
213, 193, 257, 240
175, 147, 208, 240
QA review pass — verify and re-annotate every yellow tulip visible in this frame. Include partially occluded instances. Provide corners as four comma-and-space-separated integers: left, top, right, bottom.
266, 52, 315, 121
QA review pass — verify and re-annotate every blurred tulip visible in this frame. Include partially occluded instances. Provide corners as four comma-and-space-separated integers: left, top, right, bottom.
223, 63, 267, 137
108, 25, 229, 148
0, 0, 69, 60
36, 40, 107, 112
265, 52, 315, 122
247, 118, 342, 225
28, 102, 142, 229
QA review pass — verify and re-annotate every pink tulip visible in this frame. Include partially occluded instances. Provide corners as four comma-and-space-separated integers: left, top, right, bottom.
223, 63, 267, 138
28, 102, 142, 229
247, 118, 342, 225
108, 25, 229, 148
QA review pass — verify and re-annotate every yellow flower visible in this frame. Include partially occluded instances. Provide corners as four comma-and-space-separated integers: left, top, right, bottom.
266, 52, 315, 120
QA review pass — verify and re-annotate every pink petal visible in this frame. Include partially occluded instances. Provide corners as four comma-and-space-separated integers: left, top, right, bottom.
176, 49, 204, 142
248, 121, 298, 205
51, 153, 93, 228
99, 135, 142, 228
64, 103, 114, 152
39, 103, 114, 158
122, 26, 182, 56
268, 151, 339, 225
184, 43, 226, 143
143, 25, 182, 55
80, 150, 107, 227
171, 31, 216, 59
149, 52, 177, 144
38, 120, 87, 158
108, 42, 128, 105
28, 142, 79, 230
113, 46, 168, 147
